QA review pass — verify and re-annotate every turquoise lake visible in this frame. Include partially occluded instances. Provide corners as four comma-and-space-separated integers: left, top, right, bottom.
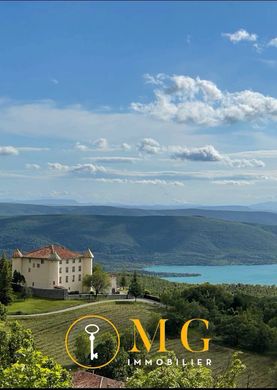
143, 264, 277, 285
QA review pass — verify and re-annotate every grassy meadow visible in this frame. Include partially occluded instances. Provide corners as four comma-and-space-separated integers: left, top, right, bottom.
7, 297, 86, 315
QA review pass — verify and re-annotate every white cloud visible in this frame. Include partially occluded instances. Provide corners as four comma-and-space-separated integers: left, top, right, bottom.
132, 74, 277, 127
225, 157, 265, 168
0, 146, 19, 155
0, 145, 48, 156
75, 142, 89, 151
95, 178, 184, 186
48, 162, 70, 171
213, 180, 252, 186
229, 149, 277, 158
258, 58, 277, 68
47, 162, 106, 175
137, 138, 162, 154
25, 163, 41, 170
268, 37, 277, 47
92, 138, 109, 150
172, 145, 222, 162
19, 147, 49, 152
85, 156, 141, 164
50, 78, 59, 85
171, 144, 265, 168
121, 142, 132, 151
222, 29, 257, 43
70, 163, 106, 174
0, 100, 173, 142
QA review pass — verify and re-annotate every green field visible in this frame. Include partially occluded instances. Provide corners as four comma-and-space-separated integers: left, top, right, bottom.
7, 297, 85, 315
16, 301, 275, 388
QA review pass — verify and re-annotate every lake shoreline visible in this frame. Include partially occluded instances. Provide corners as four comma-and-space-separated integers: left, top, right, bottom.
142, 270, 201, 278
143, 264, 277, 285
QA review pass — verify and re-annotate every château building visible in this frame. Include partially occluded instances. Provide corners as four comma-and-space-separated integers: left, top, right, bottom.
12, 244, 93, 293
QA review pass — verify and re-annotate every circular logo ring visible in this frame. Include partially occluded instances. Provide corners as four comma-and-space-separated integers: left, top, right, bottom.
65, 314, 120, 369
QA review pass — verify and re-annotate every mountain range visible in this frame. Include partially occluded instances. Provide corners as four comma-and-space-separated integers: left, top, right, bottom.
1, 204, 277, 270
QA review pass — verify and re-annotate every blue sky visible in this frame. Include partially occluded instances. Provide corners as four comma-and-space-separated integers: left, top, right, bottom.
1, 1, 277, 205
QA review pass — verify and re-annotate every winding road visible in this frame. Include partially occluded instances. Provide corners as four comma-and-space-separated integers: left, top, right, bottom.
8, 298, 162, 318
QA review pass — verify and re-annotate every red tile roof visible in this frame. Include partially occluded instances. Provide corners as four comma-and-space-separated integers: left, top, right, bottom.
12, 249, 23, 258
23, 245, 82, 260
72, 371, 124, 388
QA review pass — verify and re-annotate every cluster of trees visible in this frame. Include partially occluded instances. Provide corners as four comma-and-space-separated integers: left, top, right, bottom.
127, 351, 246, 388
74, 326, 246, 387
0, 255, 29, 306
0, 308, 71, 387
75, 327, 145, 380
83, 264, 110, 297
74, 325, 246, 387
86, 269, 145, 300
161, 283, 277, 354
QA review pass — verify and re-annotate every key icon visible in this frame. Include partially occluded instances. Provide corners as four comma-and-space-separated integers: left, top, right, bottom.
85, 324, 100, 361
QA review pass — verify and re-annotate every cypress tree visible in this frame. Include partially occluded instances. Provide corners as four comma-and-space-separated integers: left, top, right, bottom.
0, 254, 13, 305
128, 271, 142, 301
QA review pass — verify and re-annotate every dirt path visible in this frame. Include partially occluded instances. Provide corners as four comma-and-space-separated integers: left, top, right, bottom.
8, 298, 162, 318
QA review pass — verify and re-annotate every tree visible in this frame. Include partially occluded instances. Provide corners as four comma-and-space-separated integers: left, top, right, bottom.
0, 254, 13, 305
127, 352, 245, 388
82, 274, 93, 291
12, 270, 25, 285
83, 264, 110, 298
74, 331, 90, 365
0, 320, 71, 387
128, 271, 142, 301
119, 274, 127, 290
0, 321, 34, 369
0, 347, 71, 388
94, 333, 131, 381
0, 303, 6, 320
12, 270, 25, 291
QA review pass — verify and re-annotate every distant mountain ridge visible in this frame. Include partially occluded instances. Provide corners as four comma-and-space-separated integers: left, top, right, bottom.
1, 202, 277, 225
1, 213, 277, 270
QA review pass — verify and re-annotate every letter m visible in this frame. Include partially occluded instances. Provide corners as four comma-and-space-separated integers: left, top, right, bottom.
129, 319, 168, 353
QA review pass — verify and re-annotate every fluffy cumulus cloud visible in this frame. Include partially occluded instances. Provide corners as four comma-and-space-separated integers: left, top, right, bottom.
75, 142, 89, 151
47, 162, 106, 175
25, 163, 41, 170
92, 138, 109, 150
172, 145, 222, 162
222, 29, 257, 43
226, 158, 265, 168
70, 163, 106, 174
0, 145, 49, 156
137, 138, 162, 154
48, 162, 70, 171
131, 74, 277, 127
268, 37, 277, 47
121, 142, 132, 151
172, 144, 265, 168
0, 146, 19, 155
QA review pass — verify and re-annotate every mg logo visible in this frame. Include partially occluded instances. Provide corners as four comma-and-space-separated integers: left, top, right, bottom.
65, 316, 210, 369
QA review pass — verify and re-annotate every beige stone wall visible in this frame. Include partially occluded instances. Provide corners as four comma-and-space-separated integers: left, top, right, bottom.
12, 255, 93, 292
57, 256, 93, 292
12, 257, 58, 289
12, 258, 22, 274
